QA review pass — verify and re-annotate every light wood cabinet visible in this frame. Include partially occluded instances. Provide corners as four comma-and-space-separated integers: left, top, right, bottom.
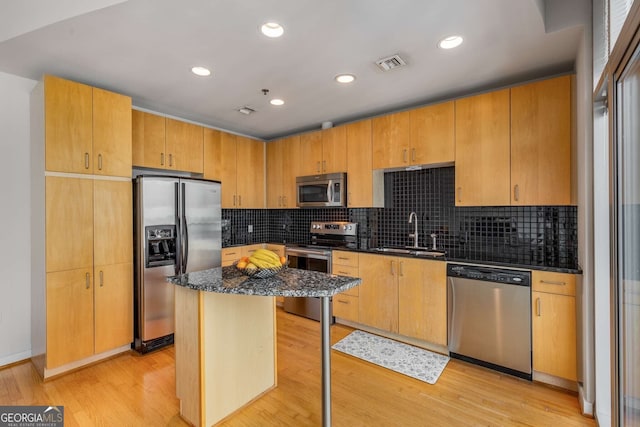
94, 262, 133, 354
221, 247, 241, 267
266, 135, 300, 208
511, 75, 571, 205
372, 102, 454, 169
398, 258, 447, 345
454, 89, 511, 206
132, 111, 204, 173
345, 120, 383, 208
206, 131, 265, 208
299, 127, 347, 175
358, 253, 399, 333
532, 270, 577, 381
44, 75, 131, 177
333, 251, 360, 322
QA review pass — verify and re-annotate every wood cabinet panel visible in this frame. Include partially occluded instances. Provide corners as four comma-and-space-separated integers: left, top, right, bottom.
92, 87, 132, 177
265, 244, 285, 257
46, 268, 94, 368
299, 131, 323, 175
203, 128, 222, 180
222, 247, 241, 266
454, 89, 511, 206
532, 270, 576, 296
398, 258, 447, 345
346, 120, 374, 207
94, 262, 133, 353
281, 136, 300, 208
410, 101, 455, 165
45, 177, 94, 273
236, 136, 265, 208
322, 126, 347, 173
333, 294, 359, 322
44, 75, 93, 174
358, 254, 398, 333
132, 110, 166, 169
532, 291, 577, 380
220, 132, 238, 208
266, 140, 282, 208
332, 250, 359, 268
166, 118, 204, 173
372, 110, 411, 169
93, 180, 133, 266
511, 75, 571, 205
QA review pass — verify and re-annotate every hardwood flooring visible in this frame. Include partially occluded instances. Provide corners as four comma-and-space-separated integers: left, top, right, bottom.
0, 308, 595, 426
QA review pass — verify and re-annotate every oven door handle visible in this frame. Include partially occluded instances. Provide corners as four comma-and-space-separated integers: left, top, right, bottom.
287, 250, 331, 261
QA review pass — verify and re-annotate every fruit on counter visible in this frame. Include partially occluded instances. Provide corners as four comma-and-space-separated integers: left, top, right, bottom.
279, 256, 287, 265
248, 249, 282, 269
245, 262, 257, 271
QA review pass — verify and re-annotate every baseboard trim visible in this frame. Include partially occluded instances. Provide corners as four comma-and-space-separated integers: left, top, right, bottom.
0, 350, 32, 369
38, 344, 131, 380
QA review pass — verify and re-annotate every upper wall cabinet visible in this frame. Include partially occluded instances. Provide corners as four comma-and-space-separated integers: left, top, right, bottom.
345, 120, 383, 208
299, 127, 348, 176
372, 101, 454, 170
44, 75, 132, 177
132, 111, 203, 174
204, 129, 265, 208
454, 89, 512, 206
266, 135, 300, 208
511, 75, 572, 205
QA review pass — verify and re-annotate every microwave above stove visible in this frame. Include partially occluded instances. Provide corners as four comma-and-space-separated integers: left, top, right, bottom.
296, 172, 346, 208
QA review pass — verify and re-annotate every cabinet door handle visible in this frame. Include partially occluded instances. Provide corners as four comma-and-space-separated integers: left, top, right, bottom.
85, 272, 90, 289
457, 187, 462, 203
399, 261, 404, 277
84, 153, 90, 169
336, 270, 350, 275
160, 153, 165, 166
323, 160, 326, 172
403, 149, 408, 163
99, 270, 104, 287
338, 257, 350, 261
539, 279, 566, 286
283, 196, 287, 207
169, 153, 173, 167
278, 196, 282, 207
233, 195, 236, 206
337, 299, 349, 305
98, 154, 103, 171
390, 260, 396, 276
316, 161, 321, 173
514, 184, 520, 202
411, 148, 416, 162
536, 297, 541, 316
238, 195, 242, 206
348, 192, 352, 206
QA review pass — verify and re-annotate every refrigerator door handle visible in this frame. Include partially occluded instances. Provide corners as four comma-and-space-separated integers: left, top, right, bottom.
174, 182, 181, 275
181, 182, 189, 272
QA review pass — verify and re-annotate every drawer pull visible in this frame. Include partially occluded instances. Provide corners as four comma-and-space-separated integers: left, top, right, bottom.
338, 257, 350, 260
337, 300, 349, 304
539, 279, 566, 286
337, 270, 350, 275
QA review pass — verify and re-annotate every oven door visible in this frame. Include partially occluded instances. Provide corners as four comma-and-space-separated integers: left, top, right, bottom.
283, 249, 333, 322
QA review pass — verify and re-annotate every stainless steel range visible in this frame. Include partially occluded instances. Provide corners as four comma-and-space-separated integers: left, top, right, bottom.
284, 221, 357, 321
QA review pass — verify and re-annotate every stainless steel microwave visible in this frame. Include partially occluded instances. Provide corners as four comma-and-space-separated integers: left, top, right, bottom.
296, 173, 347, 207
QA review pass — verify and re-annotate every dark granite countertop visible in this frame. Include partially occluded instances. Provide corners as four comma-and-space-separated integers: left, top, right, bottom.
168, 265, 361, 297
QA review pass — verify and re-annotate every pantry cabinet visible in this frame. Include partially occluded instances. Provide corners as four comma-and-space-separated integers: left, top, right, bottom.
266, 135, 300, 208
205, 130, 265, 208
454, 89, 511, 206
299, 127, 347, 176
511, 75, 571, 205
44, 75, 131, 177
531, 270, 577, 381
132, 110, 204, 173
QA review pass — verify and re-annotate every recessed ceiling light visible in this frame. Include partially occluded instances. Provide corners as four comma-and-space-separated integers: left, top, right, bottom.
335, 74, 356, 84
438, 35, 463, 49
191, 66, 211, 76
270, 98, 285, 106
261, 22, 284, 38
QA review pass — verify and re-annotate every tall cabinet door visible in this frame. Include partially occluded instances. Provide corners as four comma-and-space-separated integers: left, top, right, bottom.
166, 118, 204, 173
372, 110, 411, 169
94, 262, 133, 353
93, 180, 133, 266
236, 136, 265, 208
46, 268, 94, 368
220, 133, 238, 208
454, 89, 511, 206
45, 177, 93, 273
44, 75, 93, 174
299, 131, 323, 175
322, 126, 347, 173
266, 140, 283, 208
346, 120, 373, 207
93, 88, 132, 177
358, 254, 398, 333
281, 135, 300, 208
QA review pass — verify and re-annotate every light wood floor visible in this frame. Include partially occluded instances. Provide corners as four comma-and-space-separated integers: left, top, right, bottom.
0, 308, 595, 426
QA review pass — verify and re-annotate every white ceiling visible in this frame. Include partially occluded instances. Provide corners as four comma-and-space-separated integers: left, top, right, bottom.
0, 0, 587, 140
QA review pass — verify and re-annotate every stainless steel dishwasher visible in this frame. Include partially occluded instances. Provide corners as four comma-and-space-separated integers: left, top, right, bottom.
447, 264, 532, 380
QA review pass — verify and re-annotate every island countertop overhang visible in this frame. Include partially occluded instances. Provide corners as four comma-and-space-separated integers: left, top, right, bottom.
167, 266, 361, 297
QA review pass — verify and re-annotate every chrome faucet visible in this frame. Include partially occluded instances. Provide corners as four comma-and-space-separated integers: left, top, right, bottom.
408, 212, 418, 248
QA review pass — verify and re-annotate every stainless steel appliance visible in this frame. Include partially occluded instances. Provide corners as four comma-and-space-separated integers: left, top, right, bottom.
447, 263, 532, 380
133, 176, 221, 353
284, 221, 358, 321
296, 172, 347, 207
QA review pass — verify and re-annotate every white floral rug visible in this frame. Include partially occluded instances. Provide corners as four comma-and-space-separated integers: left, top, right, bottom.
332, 330, 449, 384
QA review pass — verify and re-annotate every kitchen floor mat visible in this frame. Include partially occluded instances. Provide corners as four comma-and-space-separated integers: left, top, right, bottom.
332, 330, 449, 384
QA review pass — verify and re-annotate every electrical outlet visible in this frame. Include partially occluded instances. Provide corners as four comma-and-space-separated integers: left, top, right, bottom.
248, 225, 253, 233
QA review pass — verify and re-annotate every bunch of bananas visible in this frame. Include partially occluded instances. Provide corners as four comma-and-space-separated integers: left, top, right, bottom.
236, 249, 286, 272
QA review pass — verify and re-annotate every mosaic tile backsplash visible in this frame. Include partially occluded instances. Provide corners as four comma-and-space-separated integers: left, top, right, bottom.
223, 166, 578, 270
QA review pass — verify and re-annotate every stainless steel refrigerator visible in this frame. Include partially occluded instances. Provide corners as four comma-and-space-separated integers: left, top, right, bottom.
133, 176, 221, 353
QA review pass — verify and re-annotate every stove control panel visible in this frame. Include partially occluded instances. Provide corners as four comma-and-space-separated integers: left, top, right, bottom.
310, 221, 358, 236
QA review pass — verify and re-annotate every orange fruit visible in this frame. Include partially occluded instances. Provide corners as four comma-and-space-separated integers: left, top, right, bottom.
236, 261, 247, 269
280, 256, 287, 265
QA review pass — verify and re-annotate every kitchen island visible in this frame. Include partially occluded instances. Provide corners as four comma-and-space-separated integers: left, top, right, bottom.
168, 266, 361, 427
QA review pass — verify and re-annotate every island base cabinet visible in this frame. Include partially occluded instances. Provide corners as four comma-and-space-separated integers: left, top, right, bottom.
175, 286, 276, 427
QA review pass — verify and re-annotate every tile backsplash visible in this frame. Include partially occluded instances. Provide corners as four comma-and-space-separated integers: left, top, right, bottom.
223, 166, 578, 270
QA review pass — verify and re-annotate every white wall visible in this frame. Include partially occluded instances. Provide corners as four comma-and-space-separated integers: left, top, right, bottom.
0, 71, 37, 365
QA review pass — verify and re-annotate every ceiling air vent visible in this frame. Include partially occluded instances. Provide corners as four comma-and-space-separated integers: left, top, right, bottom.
375, 54, 407, 72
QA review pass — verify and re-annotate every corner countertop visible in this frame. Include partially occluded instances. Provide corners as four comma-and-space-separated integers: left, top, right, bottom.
167, 265, 361, 297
